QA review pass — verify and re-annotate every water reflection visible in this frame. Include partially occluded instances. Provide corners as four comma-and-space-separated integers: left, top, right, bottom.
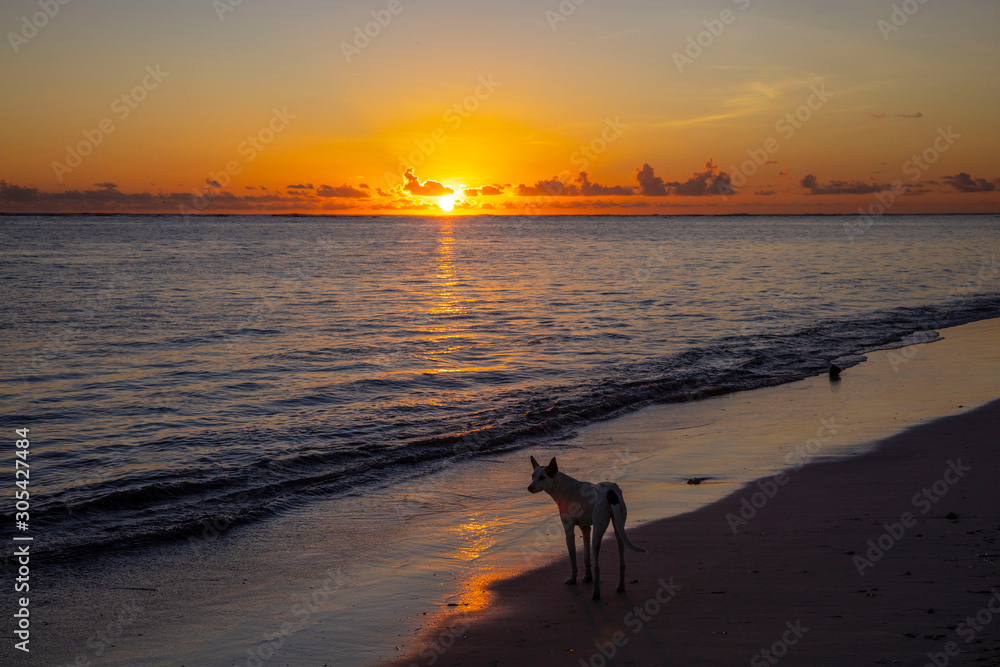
420, 219, 499, 376
429, 219, 463, 317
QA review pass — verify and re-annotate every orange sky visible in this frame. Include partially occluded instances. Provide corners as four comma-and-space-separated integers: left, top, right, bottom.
1, 0, 998, 215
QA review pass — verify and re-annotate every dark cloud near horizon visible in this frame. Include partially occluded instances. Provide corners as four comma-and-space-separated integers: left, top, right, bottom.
402, 169, 453, 197
465, 184, 505, 197
635, 164, 667, 196
576, 172, 634, 196
520, 162, 735, 198
800, 174, 885, 195
944, 172, 997, 193
0, 179, 341, 213
515, 172, 632, 197
287, 183, 314, 190
0, 180, 39, 202
667, 160, 732, 197
316, 184, 370, 198
516, 177, 573, 197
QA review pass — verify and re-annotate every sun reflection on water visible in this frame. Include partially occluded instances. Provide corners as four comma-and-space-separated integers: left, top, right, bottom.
429, 219, 463, 317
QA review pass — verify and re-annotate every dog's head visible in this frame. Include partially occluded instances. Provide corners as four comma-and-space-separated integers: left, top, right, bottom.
527, 456, 558, 494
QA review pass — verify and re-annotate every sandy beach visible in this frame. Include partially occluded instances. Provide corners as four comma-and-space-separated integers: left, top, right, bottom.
387, 323, 1000, 666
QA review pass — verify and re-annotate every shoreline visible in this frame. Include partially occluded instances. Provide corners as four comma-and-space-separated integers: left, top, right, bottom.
16, 317, 1000, 666
385, 322, 1000, 666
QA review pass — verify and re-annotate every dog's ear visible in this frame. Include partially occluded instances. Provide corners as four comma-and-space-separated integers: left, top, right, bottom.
546, 457, 558, 476
530, 455, 539, 469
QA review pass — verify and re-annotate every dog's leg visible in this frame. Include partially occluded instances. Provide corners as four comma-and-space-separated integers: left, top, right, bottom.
581, 525, 592, 582
591, 507, 610, 600
563, 521, 578, 584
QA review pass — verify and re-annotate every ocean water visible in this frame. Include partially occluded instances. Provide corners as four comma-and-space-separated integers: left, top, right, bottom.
1, 213, 998, 560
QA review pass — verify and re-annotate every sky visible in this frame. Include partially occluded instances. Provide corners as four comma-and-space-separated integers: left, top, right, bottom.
1, 0, 998, 215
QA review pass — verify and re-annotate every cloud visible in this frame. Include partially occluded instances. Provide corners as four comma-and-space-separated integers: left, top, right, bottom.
514, 173, 632, 197
287, 183, 314, 190
1, 180, 158, 207
667, 160, 733, 197
464, 184, 506, 196
800, 174, 885, 195
575, 171, 634, 196
635, 163, 667, 196
896, 111, 923, 118
755, 189, 777, 196
368, 194, 436, 211
0, 179, 339, 213
867, 112, 887, 120
0, 180, 39, 202
402, 169, 453, 197
516, 178, 576, 197
777, 168, 790, 177
94, 182, 119, 191
316, 184, 371, 198
943, 172, 997, 193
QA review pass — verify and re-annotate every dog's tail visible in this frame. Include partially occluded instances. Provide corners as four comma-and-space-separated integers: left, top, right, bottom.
607, 489, 647, 553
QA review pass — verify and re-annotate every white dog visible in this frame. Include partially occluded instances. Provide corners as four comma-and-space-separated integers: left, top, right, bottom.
527, 456, 646, 600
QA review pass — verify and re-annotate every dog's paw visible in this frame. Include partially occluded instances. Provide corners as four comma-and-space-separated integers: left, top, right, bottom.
564, 576, 577, 585
616, 584, 626, 593
591, 590, 601, 600
583, 573, 593, 583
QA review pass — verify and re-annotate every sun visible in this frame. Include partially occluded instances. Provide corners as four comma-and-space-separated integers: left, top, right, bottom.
437, 194, 456, 212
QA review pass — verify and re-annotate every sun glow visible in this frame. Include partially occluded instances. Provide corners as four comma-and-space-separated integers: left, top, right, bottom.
437, 194, 456, 212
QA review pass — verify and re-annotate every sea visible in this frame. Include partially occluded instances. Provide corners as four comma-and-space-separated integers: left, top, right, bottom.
2, 213, 998, 564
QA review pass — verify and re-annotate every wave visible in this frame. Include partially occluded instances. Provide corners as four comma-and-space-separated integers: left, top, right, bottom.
17, 292, 1000, 563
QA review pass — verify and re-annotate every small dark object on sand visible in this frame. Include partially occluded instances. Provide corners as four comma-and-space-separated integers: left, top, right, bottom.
829, 364, 841, 380
946, 512, 959, 520
687, 477, 707, 485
